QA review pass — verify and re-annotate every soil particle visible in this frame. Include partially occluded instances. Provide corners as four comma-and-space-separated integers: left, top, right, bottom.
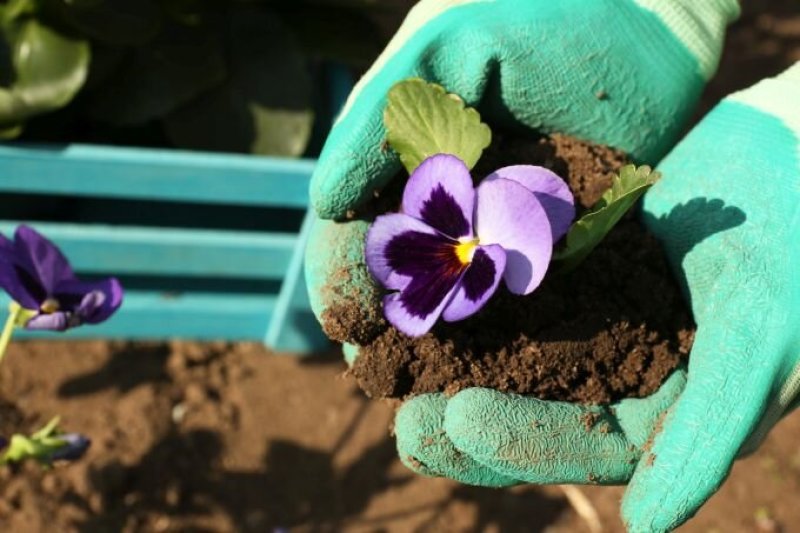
582, 412, 601, 433
642, 411, 668, 454
321, 302, 385, 346
338, 133, 694, 404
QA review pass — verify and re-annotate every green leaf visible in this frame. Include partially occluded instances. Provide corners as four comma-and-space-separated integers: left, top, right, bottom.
554, 165, 661, 271
384, 78, 491, 173
163, 8, 313, 157
2, 417, 64, 465
0, 0, 37, 26
0, 19, 89, 132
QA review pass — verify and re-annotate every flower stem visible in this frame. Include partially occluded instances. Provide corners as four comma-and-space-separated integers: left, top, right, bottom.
0, 302, 21, 366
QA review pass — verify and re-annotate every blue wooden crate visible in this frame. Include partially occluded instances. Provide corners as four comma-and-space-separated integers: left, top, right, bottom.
0, 145, 327, 352
0, 70, 353, 353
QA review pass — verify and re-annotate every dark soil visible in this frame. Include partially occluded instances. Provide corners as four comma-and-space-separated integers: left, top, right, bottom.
330, 133, 694, 404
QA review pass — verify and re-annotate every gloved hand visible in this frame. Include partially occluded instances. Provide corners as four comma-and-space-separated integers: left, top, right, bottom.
397, 64, 800, 533
306, 0, 740, 526
309, 0, 738, 221
307, 0, 739, 350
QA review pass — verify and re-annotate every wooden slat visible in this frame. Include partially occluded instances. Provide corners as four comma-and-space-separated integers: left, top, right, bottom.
0, 221, 296, 279
2, 290, 275, 341
0, 143, 316, 208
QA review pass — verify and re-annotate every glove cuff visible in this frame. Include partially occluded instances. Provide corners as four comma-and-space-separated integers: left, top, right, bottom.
633, 0, 740, 80
728, 62, 800, 137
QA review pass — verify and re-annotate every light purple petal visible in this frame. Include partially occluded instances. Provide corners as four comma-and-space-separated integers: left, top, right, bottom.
475, 178, 553, 295
383, 280, 460, 337
25, 312, 68, 331
402, 154, 475, 239
55, 277, 123, 325
483, 165, 575, 241
13, 225, 75, 295
365, 213, 443, 291
442, 244, 506, 322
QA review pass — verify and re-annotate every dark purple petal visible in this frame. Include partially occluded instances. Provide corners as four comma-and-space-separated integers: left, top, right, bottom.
365, 213, 442, 291
380, 230, 469, 336
50, 433, 91, 461
0, 257, 42, 309
402, 154, 475, 239
475, 178, 553, 295
25, 312, 69, 331
56, 277, 123, 325
13, 226, 75, 295
383, 275, 460, 337
442, 244, 506, 322
483, 165, 575, 241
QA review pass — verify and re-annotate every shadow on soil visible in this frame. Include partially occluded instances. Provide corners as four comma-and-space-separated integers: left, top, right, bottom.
70, 388, 567, 532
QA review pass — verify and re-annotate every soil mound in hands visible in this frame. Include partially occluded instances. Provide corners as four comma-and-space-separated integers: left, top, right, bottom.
326, 133, 694, 404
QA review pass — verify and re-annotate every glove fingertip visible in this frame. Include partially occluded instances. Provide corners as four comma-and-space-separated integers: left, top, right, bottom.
396, 393, 518, 487
310, 118, 400, 220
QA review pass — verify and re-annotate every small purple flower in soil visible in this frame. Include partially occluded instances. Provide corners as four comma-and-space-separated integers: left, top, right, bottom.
50, 433, 91, 461
0, 225, 123, 331
366, 154, 574, 337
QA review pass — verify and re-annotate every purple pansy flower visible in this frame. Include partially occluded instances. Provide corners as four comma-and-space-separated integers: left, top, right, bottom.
366, 154, 574, 337
50, 433, 91, 461
0, 225, 123, 331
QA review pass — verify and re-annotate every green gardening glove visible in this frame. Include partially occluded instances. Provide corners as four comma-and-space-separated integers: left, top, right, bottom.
309, 0, 738, 221
401, 64, 800, 533
305, 0, 738, 525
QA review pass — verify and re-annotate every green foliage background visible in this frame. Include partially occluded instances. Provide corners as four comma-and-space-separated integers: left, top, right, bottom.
0, 0, 410, 156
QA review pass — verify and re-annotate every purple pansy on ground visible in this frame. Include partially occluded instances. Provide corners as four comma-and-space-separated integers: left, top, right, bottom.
0, 225, 123, 331
50, 433, 91, 461
365, 154, 574, 337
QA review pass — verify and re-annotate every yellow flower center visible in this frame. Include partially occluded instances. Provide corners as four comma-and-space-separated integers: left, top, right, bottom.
40, 298, 60, 314
455, 238, 479, 265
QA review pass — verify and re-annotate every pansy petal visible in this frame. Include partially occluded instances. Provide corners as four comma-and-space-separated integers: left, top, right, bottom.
25, 312, 69, 331
0, 233, 12, 251
366, 213, 448, 291
0, 258, 42, 309
13, 225, 75, 294
55, 277, 123, 324
442, 244, 506, 322
475, 178, 553, 295
51, 433, 91, 461
402, 154, 475, 239
484, 165, 575, 241
384, 278, 460, 338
